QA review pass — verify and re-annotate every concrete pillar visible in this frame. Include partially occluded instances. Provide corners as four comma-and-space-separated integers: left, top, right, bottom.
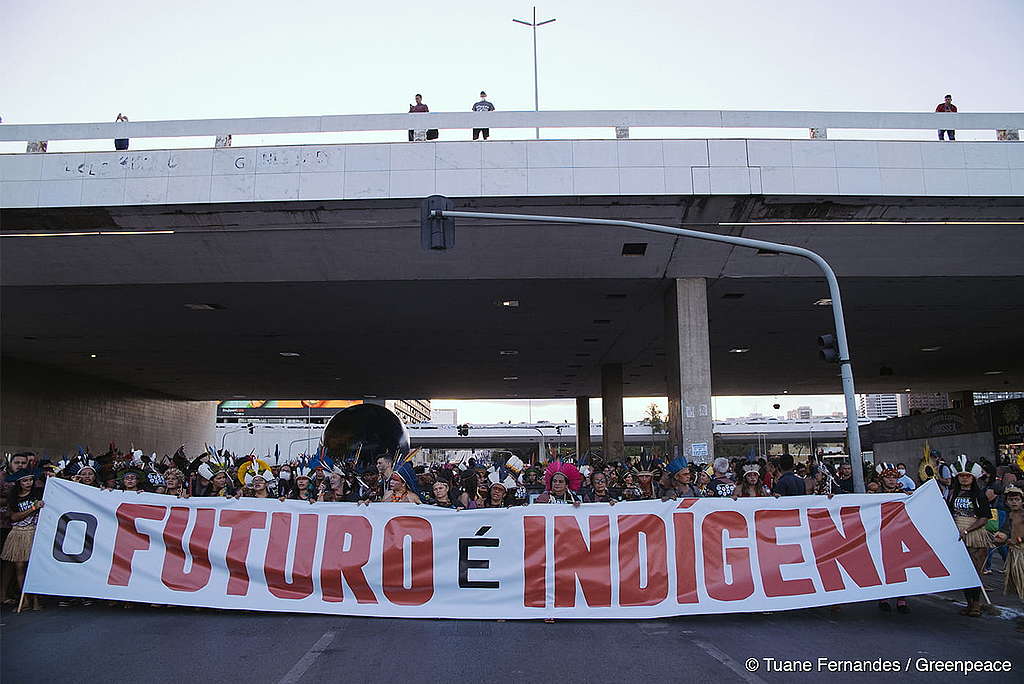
600, 364, 625, 463
664, 278, 714, 463
575, 396, 591, 456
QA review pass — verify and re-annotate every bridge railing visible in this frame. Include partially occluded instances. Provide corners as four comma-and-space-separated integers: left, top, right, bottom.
2, 110, 1022, 152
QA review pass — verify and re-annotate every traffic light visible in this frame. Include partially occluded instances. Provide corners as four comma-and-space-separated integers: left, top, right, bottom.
421, 195, 455, 250
818, 333, 839, 363
457, 424, 469, 437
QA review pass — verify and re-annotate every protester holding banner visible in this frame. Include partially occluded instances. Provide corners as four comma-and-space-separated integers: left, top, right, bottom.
661, 457, 702, 500
536, 461, 582, 504
430, 479, 459, 508
945, 455, 993, 617
458, 471, 484, 509
583, 470, 618, 503
874, 463, 914, 614
708, 458, 736, 497
74, 463, 101, 488
1, 469, 43, 611
386, 462, 422, 504
732, 463, 777, 499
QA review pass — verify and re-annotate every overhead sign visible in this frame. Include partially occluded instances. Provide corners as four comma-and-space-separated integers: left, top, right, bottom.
26, 479, 977, 619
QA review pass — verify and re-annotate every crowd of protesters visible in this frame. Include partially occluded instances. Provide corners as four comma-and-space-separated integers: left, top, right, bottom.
2, 443, 1021, 628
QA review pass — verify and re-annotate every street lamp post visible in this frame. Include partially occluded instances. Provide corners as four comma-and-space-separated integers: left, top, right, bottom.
513, 6, 556, 139
288, 436, 321, 461
220, 424, 252, 454
430, 207, 868, 493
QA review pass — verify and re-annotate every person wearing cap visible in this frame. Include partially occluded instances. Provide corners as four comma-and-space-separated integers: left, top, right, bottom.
1, 469, 44, 611
472, 91, 495, 140
946, 455, 993, 617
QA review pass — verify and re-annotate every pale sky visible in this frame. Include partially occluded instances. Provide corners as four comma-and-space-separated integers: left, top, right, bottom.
3, 0, 1020, 420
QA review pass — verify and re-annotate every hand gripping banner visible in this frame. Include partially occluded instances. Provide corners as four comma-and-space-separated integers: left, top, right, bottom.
26, 479, 978, 619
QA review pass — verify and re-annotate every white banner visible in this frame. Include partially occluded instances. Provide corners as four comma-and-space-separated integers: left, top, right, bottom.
25, 478, 978, 619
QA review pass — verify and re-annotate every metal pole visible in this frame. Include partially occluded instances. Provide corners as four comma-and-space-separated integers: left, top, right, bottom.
288, 436, 320, 461
220, 427, 245, 453
433, 208, 867, 493
514, 8, 555, 140
532, 7, 539, 139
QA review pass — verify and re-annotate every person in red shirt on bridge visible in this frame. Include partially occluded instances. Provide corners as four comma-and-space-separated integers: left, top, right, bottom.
936, 94, 957, 141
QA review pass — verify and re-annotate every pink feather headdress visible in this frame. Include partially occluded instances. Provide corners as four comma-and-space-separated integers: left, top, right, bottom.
544, 461, 583, 492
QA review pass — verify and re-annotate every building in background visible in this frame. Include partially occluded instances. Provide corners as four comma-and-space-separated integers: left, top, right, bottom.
431, 408, 458, 424
858, 393, 901, 419
383, 399, 431, 425
786, 406, 813, 420
898, 392, 950, 415
974, 391, 1024, 405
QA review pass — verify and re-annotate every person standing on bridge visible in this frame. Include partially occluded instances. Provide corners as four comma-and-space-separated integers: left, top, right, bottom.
472, 91, 495, 140
936, 95, 957, 141
114, 113, 129, 151
408, 94, 437, 141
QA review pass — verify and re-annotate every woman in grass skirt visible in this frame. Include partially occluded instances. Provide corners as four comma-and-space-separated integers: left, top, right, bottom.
1, 470, 44, 611
945, 455, 992, 617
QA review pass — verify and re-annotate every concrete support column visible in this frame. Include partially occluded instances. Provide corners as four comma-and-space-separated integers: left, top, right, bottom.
575, 396, 591, 456
665, 278, 714, 463
601, 364, 625, 463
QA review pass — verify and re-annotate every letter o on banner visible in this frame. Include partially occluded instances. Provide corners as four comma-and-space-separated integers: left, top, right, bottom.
52, 512, 98, 563
382, 516, 434, 605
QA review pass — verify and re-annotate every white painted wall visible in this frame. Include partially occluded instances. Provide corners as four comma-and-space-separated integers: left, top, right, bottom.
3, 138, 1022, 209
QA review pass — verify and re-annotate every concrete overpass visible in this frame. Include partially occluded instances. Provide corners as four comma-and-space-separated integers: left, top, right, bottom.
2, 110, 1022, 460
213, 418, 865, 462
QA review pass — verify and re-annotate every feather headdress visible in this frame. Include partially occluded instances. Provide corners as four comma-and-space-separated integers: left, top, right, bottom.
952, 454, 983, 478
544, 461, 582, 492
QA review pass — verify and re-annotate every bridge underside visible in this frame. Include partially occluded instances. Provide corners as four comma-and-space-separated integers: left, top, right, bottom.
2, 193, 1023, 401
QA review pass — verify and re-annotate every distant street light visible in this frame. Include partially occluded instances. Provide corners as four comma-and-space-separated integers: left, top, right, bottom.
513, 6, 556, 139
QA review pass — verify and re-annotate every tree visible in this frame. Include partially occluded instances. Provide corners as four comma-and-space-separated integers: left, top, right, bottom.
640, 403, 669, 458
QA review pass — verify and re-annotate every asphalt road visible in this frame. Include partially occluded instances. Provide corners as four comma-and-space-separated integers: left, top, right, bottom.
2, 591, 1020, 684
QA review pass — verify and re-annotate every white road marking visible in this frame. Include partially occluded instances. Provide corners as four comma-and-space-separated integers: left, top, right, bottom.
278, 630, 336, 684
691, 638, 769, 684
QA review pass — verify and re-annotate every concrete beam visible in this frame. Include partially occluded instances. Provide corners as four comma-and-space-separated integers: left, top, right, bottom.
665, 278, 715, 463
